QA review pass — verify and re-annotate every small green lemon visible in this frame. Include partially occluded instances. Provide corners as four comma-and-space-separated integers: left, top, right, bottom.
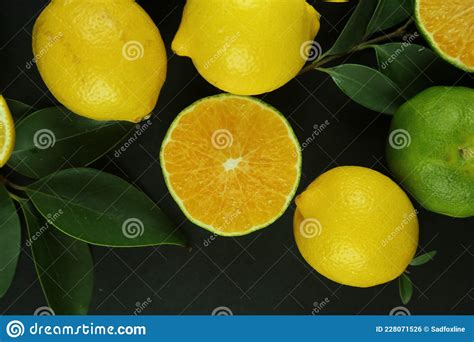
386, 87, 474, 218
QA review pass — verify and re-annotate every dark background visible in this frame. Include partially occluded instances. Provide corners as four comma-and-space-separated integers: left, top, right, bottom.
0, 0, 473, 315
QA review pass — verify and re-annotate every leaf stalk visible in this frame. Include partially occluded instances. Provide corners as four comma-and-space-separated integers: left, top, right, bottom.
299, 18, 414, 74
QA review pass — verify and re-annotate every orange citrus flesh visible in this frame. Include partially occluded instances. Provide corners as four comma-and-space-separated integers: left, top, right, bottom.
160, 95, 301, 236
0, 96, 15, 167
416, 0, 474, 71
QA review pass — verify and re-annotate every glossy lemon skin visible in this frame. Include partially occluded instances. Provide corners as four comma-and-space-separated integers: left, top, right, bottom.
33, 0, 167, 122
172, 0, 320, 95
294, 166, 419, 288
0, 96, 15, 167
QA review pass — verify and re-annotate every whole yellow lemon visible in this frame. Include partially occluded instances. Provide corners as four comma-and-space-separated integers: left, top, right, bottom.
172, 0, 320, 95
33, 0, 167, 122
294, 166, 419, 288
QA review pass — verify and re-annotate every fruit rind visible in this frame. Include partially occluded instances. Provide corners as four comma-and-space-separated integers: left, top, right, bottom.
386, 86, 474, 218
293, 166, 419, 288
160, 94, 302, 236
32, 0, 167, 122
0, 96, 15, 167
171, 1, 321, 95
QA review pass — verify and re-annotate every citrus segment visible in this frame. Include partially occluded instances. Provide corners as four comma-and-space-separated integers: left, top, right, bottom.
415, 0, 474, 72
160, 95, 301, 236
0, 96, 15, 167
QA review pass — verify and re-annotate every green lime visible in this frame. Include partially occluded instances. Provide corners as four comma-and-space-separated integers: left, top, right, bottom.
386, 86, 474, 218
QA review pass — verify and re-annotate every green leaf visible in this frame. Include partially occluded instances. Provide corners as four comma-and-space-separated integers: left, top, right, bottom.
366, 0, 413, 37
410, 250, 437, 266
399, 273, 413, 305
0, 185, 21, 298
325, 0, 378, 56
319, 64, 404, 114
8, 106, 134, 179
6, 99, 35, 122
26, 168, 187, 248
21, 200, 93, 315
372, 43, 439, 99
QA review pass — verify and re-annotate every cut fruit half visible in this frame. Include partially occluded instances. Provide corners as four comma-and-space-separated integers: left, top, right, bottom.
0, 96, 15, 167
415, 0, 474, 72
160, 94, 301, 236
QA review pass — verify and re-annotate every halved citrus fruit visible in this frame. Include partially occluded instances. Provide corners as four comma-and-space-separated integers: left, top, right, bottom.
160, 94, 301, 236
0, 95, 15, 167
415, 0, 474, 72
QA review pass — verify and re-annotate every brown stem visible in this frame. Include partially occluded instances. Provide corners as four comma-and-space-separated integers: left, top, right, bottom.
357, 18, 414, 49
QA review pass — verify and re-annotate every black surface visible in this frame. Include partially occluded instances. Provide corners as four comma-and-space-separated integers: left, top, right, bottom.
1, 0, 473, 315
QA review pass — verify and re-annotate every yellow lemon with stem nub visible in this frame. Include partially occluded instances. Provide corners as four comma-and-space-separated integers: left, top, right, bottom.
172, 0, 320, 95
